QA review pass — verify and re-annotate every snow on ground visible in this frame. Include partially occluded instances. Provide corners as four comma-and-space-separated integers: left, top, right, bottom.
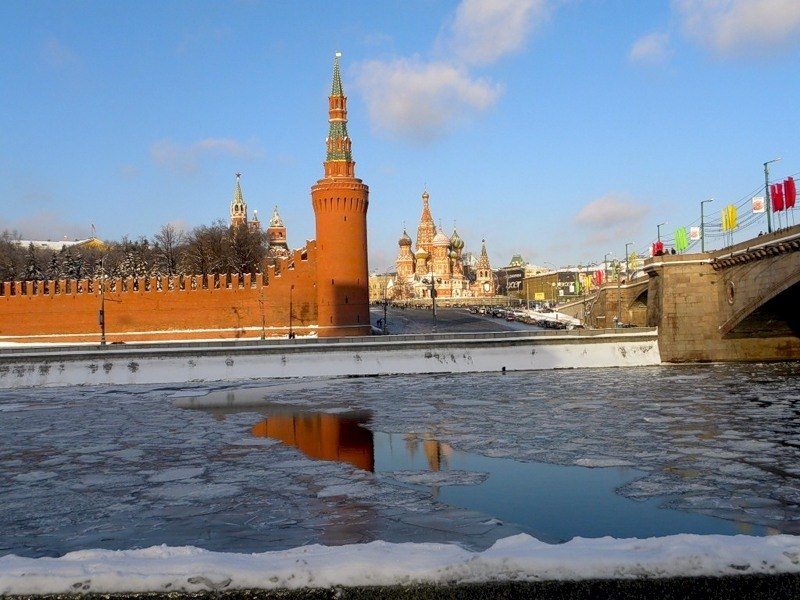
1, 534, 799, 595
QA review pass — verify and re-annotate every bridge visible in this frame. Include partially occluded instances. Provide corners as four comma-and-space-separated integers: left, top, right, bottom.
570, 225, 800, 362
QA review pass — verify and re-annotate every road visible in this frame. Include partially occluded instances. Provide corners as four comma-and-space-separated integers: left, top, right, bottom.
370, 305, 541, 335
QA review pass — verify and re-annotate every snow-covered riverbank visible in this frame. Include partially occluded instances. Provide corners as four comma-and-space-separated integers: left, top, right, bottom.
2, 533, 799, 596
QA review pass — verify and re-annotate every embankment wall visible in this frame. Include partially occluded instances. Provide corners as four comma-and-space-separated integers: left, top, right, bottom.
0, 328, 661, 389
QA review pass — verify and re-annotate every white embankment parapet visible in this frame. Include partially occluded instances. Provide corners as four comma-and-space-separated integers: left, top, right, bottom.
0, 328, 661, 389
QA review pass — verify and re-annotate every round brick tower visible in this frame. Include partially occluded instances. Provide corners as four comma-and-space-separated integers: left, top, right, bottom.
311, 53, 371, 337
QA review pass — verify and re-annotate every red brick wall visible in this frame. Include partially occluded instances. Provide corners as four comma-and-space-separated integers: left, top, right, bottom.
0, 244, 318, 344
311, 180, 371, 337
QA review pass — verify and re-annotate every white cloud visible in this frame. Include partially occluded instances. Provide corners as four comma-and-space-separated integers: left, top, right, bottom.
354, 58, 502, 142
445, 0, 550, 66
674, 0, 800, 56
629, 32, 672, 65
353, 1, 551, 142
575, 194, 649, 227
150, 138, 262, 173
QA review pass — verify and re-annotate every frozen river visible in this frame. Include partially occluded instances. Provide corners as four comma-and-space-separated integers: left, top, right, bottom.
2, 360, 799, 559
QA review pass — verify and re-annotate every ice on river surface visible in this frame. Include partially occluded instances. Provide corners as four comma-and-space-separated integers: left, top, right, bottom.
1, 362, 799, 559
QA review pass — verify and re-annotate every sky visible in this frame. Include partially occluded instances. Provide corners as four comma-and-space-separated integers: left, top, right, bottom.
2, 0, 799, 271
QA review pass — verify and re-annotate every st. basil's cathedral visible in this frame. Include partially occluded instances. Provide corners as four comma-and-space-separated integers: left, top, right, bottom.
394, 191, 495, 300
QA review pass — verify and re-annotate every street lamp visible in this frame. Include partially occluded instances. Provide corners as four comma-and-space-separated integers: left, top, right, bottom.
700, 198, 714, 252
288, 284, 294, 339
657, 222, 667, 243
764, 158, 781, 234
421, 274, 437, 333
259, 287, 266, 340
98, 255, 106, 346
603, 252, 613, 282
624, 242, 633, 280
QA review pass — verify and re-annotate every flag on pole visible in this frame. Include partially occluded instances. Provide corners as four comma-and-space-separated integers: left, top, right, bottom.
675, 227, 688, 252
771, 183, 785, 212
784, 177, 796, 209
722, 205, 738, 231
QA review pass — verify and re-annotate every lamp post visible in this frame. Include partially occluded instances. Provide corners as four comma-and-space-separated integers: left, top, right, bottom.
422, 274, 437, 333
700, 198, 713, 252
657, 222, 667, 243
764, 158, 781, 234
624, 242, 633, 280
259, 287, 266, 340
381, 273, 389, 335
288, 285, 294, 339
98, 255, 106, 346
603, 252, 613, 283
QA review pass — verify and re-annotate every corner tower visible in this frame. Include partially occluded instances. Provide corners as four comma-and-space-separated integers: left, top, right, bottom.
311, 53, 370, 337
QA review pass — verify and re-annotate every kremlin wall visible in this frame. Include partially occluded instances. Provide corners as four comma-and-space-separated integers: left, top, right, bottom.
0, 55, 369, 344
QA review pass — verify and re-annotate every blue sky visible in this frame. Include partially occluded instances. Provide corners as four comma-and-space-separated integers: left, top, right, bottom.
2, 0, 799, 270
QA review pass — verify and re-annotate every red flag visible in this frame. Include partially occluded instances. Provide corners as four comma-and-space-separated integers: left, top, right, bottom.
594, 270, 604, 285
784, 177, 796, 209
771, 183, 785, 212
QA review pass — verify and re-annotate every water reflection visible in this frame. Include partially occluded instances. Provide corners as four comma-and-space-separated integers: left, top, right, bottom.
247, 406, 758, 541
251, 410, 374, 472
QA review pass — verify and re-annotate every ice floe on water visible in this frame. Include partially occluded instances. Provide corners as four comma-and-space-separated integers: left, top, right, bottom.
383, 470, 490, 487
574, 457, 635, 468
1, 362, 800, 594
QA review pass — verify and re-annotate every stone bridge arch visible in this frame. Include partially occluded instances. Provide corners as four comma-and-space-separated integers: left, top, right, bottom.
716, 242, 800, 338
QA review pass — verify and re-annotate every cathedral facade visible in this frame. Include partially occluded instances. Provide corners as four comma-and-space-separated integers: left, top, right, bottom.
394, 191, 495, 300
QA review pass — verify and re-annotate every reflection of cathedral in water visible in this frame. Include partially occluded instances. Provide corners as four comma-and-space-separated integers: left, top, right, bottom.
394, 191, 495, 300
250, 411, 453, 477
403, 432, 453, 472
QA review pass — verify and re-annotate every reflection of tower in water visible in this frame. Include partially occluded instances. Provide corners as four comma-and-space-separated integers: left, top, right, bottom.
251, 411, 373, 472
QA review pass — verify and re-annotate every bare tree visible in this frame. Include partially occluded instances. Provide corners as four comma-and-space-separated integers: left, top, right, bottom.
153, 224, 185, 276
226, 224, 266, 277
181, 221, 227, 277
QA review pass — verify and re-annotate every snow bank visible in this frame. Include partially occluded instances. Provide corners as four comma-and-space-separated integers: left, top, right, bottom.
1, 534, 798, 595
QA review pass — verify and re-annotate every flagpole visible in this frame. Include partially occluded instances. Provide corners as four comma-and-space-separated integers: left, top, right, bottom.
764, 158, 781, 234
700, 198, 713, 253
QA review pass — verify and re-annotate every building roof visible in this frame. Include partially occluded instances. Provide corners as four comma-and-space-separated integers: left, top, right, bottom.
269, 206, 284, 228
14, 237, 108, 251
433, 227, 450, 246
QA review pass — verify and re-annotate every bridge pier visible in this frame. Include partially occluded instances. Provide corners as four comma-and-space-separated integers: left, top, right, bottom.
645, 226, 800, 362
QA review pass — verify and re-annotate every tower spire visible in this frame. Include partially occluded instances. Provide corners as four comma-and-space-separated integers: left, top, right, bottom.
230, 172, 247, 227
324, 52, 354, 175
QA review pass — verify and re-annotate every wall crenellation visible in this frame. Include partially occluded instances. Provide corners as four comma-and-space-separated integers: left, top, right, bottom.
0, 244, 319, 343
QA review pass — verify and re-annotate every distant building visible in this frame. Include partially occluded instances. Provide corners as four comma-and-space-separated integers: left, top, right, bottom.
495, 254, 526, 296
393, 191, 495, 300
14, 237, 107, 252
